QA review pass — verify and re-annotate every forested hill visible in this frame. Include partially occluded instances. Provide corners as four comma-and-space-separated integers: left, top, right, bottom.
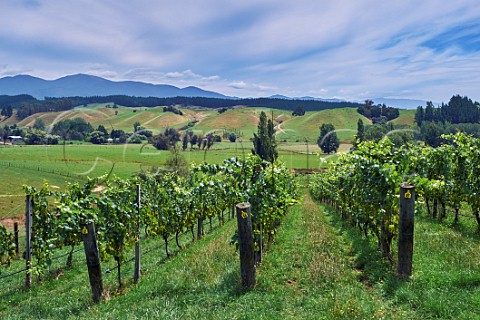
59, 95, 362, 111
10, 95, 362, 120
0, 94, 37, 107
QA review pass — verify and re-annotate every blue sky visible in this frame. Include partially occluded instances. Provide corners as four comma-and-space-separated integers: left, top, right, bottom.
0, 0, 479, 102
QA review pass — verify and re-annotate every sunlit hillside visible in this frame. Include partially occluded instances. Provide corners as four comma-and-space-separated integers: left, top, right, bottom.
5, 104, 391, 143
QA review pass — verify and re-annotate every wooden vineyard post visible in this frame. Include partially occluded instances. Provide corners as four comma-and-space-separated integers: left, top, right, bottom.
134, 184, 141, 284
398, 182, 415, 279
258, 223, 263, 264
25, 195, 33, 288
14, 222, 19, 256
197, 218, 203, 240
236, 202, 255, 288
81, 222, 103, 303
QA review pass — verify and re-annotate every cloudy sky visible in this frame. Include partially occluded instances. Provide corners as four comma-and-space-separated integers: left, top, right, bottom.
0, 0, 479, 102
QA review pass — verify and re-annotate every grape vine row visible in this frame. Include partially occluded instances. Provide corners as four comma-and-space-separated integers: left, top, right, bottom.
310, 132, 480, 261
0, 155, 297, 283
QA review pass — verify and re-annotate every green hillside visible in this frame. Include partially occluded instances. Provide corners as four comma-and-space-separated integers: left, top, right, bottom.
190, 107, 371, 143
277, 108, 371, 143
389, 109, 416, 126
15, 104, 194, 134
6, 105, 371, 142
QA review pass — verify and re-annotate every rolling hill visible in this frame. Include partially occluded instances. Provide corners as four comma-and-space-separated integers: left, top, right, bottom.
6, 104, 386, 143
278, 108, 371, 143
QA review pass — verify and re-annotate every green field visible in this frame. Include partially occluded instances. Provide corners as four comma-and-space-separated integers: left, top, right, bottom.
390, 109, 416, 126
0, 141, 335, 219
277, 108, 371, 143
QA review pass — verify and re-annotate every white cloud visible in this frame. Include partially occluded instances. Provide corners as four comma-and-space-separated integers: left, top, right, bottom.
0, 0, 479, 100
228, 81, 247, 90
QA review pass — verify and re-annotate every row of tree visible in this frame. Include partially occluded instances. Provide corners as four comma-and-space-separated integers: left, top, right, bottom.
415, 95, 480, 125
151, 128, 224, 151
5, 117, 156, 145
0, 124, 24, 143
1, 105, 13, 117
357, 100, 400, 123
16, 99, 74, 119
0, 94, 37, 108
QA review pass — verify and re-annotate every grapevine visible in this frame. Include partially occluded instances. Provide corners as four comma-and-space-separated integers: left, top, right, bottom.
0, 224, 15, 272
311, 132, 480, 263
2, 155, 297, 286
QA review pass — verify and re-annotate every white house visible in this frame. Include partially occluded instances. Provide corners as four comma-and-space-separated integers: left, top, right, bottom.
7, 135, 23, 143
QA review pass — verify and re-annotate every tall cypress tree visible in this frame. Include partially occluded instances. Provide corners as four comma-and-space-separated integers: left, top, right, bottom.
253, 111, 277, 162
415, 106, 424, 126
355, 119, 365, 144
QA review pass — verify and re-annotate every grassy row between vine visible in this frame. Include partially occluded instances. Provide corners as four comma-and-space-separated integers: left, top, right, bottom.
2, 189, 479, 319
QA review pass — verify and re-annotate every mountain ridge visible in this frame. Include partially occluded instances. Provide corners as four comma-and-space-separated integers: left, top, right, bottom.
0, 74, 228, 100
0, 74, 432, 109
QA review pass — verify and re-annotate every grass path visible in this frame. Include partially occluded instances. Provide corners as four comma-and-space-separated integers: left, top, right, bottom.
78, 191, 409, 319
239, 191, 408, 319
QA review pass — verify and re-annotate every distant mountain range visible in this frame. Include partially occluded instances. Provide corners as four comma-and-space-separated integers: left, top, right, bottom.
269, 94, 429, 109
370, 97, 433, 109
0, 74, 228, 99
0, 73, 429, 109
269, 94, 347, 104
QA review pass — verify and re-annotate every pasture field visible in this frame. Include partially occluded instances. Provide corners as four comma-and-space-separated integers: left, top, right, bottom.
0, 167, 79, 220
0, 141, 332, 219
389, 109, 416, 126
10, 104, 380, 142
277, 108, 371, 143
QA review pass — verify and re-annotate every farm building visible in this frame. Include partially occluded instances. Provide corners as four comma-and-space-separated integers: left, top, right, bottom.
7, 135, 23, 143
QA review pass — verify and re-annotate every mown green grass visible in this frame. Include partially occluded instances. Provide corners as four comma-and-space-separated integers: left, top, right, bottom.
322, 201, 480, 320
0, 166, 80, 219
0, 142, 325, 175
396, 212, 480, 319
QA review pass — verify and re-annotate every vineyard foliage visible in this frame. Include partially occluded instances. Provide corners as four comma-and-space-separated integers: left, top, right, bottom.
0, 155, 297, 277
0, 224, 15, 268
310, 132, 480, 260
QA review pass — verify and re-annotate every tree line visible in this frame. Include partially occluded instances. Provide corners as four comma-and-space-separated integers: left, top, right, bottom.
16, 99, 74, 119
0, 117, 155, 146
413, 95, 480, 146
61, 95, 362, 111
0, 94, 37, 107
415, 95, 480, 125
2, 95, 363, 119
357, 99, 400, 123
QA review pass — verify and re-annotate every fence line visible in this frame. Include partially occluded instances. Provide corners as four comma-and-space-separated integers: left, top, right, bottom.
0, 210, 227, 282
0, 160, 87, 181
419, 202, 478, 219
